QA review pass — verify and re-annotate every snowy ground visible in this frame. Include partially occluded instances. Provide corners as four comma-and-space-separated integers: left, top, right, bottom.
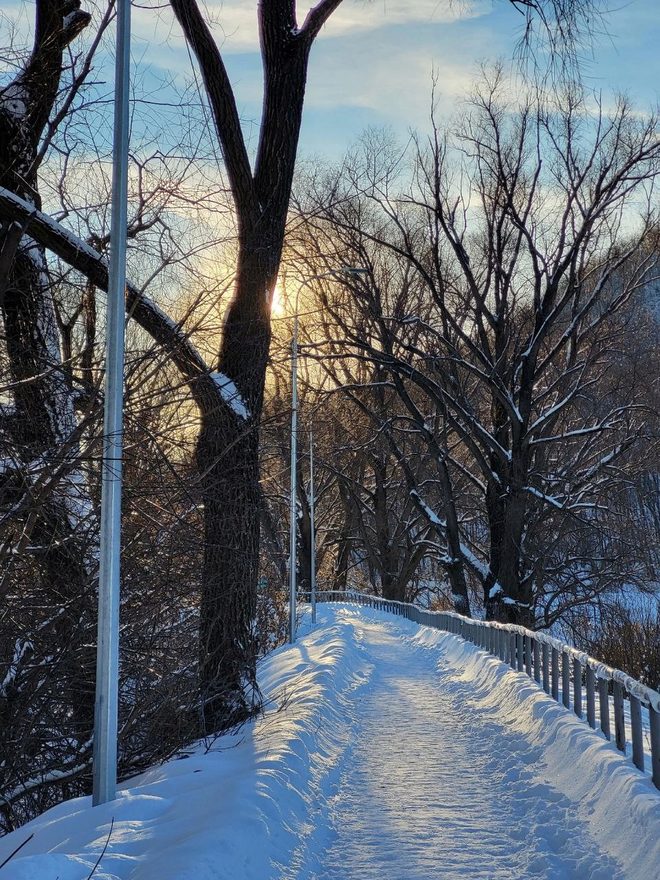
1, 605, 658, 880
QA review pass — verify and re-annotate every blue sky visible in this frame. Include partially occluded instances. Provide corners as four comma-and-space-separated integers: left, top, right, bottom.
128, 0, 660, 158
2, 0, 659, 159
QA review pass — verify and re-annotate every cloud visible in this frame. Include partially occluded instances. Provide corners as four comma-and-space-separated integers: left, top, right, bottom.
130, 0, 488, 57
128, 2, 498, 158
303, 0, 488, 37
299, 11, 499, 137
307, 46, 473, 116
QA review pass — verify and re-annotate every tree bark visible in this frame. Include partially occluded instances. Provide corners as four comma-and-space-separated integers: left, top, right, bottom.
0, 0, 96, 759
169, 0, 345, 730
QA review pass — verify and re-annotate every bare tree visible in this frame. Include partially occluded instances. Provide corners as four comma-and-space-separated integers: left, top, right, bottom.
0, 0, 609, 745
0, 3, 238, 822
0, 2, 103, 795
294, 80, 660, 625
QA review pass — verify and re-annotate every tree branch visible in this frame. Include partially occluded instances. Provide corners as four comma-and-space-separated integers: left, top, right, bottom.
169, 0, 258, 227
0, 186, 220, 413
301, 0, 344, 40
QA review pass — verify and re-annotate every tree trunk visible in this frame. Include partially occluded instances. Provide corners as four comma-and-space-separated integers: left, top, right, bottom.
194, 231, 274, 728
197, 409, 262, 729
167, 0, 340, 730
483, 461, 533, 626
0, 0, 96, 754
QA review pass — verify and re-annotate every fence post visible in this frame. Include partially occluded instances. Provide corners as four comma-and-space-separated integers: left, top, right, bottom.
516, 633, 524, 672
650, 706, 660, 791
551, 647, 559, 702
533, 639, 541, 684
573, 658, 583, 719
562, 653, 571, 709
629, 695, 644, 772
542, 642, 550, 694
524, 635, 532, 677
509, 633, 517, 670
598, 678, 611, 740
585, 665, 596, 729
613, 681, 626, 753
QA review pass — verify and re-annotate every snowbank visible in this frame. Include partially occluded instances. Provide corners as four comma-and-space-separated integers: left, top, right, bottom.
0, 605, 658, 879
409, 619, 660, 880
0, 609, 372, 880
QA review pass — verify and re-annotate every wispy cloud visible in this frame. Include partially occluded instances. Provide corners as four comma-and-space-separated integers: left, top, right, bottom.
131, 0, 488, 57
303, 0, 488, 38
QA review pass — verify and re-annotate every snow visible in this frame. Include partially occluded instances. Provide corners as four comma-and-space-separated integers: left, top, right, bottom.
62, 11, 81, 29
408, 491, 490, 581
49, 464, 95, 535
21, 241, 79, 447
410, 489, 443, 526
0, 639, 33, 698
0, 186, 213, 385
525, 485, 565, 509
458, 540, 489, 579
0, 83, 27, 119
0, 606, 658, 879
210, 372, 251, 421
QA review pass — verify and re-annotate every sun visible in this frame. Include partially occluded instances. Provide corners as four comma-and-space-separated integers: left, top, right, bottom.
271, 279, 286, 316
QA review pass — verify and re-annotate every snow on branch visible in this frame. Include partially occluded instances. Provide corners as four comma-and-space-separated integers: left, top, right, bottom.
210, 372, 251, 422
0, 752, 92, 809
0, 186, 235, 416
0, 638, 33, 699
409, 489, 488, 581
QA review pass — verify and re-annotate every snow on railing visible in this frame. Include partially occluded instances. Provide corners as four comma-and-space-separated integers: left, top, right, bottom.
309, 590, 660, 792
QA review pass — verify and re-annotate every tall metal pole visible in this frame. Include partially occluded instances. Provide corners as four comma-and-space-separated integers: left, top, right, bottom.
287, 268, 367, 640
309, 423, 317, 624
92, 0, 131, 807
288, 312, 299, 643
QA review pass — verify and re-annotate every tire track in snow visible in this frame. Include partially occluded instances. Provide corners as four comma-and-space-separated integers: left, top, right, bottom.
294, 613, 623, 880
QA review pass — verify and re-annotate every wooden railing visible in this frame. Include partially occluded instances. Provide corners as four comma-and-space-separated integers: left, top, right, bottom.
309, 590, 660, 791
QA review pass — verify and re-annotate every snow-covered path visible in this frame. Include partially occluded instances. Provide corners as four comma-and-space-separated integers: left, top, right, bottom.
290, 614, 622, 880
1, 605, 658, 880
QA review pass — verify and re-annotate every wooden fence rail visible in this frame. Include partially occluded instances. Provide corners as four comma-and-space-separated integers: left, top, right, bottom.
308, 590, 660, 791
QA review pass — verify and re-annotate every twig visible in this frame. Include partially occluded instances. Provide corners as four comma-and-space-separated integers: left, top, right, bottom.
85, 818, 114, 880
0, 833, 34, 871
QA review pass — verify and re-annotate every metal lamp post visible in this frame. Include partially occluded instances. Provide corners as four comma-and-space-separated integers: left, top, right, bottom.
288, 266, 368, 643
92, 0, 131, 806
309, 423, 317, 624
288, 310, 299, 644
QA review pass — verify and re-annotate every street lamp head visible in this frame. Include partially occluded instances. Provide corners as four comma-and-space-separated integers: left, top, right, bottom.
339, 265, 369, 276
299, 266, 368, 288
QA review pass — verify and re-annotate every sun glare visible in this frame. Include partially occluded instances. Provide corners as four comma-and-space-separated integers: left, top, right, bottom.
271, 280, 285, 316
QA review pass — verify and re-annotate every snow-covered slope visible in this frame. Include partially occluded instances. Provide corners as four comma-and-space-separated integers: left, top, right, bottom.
0, 605, 658, 879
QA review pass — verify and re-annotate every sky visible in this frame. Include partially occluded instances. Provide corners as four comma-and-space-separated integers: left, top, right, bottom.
1, 1, 659, 161
127, 0, 660, 159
